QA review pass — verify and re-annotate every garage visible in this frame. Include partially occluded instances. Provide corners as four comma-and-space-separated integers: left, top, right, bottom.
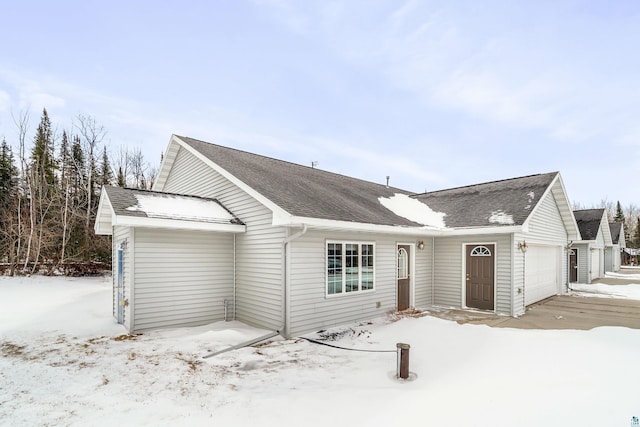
525, 245, 560, 305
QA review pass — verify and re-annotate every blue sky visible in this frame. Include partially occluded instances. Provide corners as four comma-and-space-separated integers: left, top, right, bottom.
0, 0, 638, 206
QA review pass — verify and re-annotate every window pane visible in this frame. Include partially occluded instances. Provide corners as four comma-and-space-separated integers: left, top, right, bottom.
327, 243, 342, 294
398, 248, 408, 279
361, 244, 374, 290
345, 243, 359, 292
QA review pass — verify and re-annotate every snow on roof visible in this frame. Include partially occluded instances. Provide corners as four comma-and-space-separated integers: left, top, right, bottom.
489, 210, 515, 225
378, 193, 446, 229
126, 193, 237, 224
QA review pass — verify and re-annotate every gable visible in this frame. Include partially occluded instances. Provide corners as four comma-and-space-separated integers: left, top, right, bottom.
574, 209, 612, 245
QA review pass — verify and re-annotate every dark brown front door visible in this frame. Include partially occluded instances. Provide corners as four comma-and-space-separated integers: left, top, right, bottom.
397, 245, 410, 311
466, 244, 495, 310
569, 249, 578, 283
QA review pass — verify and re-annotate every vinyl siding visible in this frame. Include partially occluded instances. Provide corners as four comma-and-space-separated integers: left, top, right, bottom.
433, 234, 511, 315
132, 228, 234, 331
160, 146, 286, 331
113, 226, 133, 331
513, 189, 569, 312
287, 230, 432, 336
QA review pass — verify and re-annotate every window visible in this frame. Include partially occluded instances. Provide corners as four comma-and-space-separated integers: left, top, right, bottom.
397, 247, 408, 279
327, 242, 375, 295
470, 246, 492, 256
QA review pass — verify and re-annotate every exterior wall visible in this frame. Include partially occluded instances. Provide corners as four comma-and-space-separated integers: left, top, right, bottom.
573, 243, 590, 283
160, 146, 286, 331
514, 189, 570, 309
433, 234, 512, 315
113, 226, 133, 331
132, 228, 234, 331
288, 230, 433, 336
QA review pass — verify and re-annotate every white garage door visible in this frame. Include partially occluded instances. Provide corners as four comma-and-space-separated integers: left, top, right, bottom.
591, 250, 601, 279
525, 245, 560, 306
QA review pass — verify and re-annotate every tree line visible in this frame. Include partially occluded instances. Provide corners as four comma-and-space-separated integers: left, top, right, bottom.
0, 109, 158, 275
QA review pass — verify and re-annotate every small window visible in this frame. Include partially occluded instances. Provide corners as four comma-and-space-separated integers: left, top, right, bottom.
327, 242, 375, 295
470, 246, 492, 256
397, 248, 408, 279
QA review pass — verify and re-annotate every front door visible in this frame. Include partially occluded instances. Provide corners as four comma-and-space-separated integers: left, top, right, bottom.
397, 245, 410, 311
569, 249, 578, 283
466, 244, 495, 310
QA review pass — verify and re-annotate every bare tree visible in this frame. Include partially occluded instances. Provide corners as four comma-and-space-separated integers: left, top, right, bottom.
74, 115, 106, 234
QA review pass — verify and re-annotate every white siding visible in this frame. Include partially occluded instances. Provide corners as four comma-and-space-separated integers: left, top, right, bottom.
160, 146, 286, 331
288, 230, 432, 336
132, 228, 234, 331
573, 243, 590, 283
433, 234, 512, 315
113, 226, 133, 331
514, 188, 569, 310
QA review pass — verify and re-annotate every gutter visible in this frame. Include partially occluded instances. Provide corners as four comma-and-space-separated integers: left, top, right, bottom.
280, 224, 308, 338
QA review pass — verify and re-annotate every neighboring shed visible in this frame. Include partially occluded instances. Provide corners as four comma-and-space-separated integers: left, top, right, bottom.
572, 209, 612, 283
606, 222, 625, 272
95, 134, 581, 336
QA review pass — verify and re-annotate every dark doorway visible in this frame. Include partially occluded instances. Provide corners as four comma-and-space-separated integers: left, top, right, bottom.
397, 245, 410, 311
569, 249, 578, 283
466, 244, 495, 310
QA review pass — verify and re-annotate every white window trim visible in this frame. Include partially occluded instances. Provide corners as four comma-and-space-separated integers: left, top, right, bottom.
326, 240, 376, 298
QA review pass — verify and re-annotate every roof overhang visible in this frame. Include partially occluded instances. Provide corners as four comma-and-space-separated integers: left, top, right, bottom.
94, 188, 246, 236
273, 214, 523, 236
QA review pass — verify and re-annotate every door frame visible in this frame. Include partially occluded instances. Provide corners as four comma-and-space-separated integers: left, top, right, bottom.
462, 242, 497, 312
397, 242, 415, 310
569, 248, 578, 283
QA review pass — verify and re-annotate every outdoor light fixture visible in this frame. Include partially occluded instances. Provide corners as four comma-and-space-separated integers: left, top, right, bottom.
518, 241, 528, 253
417, 240, 425, 250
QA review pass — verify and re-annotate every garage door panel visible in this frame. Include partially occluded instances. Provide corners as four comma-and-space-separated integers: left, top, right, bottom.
525, 246, 560, 306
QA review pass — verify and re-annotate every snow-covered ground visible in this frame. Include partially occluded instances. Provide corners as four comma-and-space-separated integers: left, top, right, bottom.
1, 275, 640, 427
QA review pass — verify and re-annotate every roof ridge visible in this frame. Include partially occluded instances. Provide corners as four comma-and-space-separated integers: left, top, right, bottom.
412, 171, 558, 196
177, 135, 410, 192
107, 185, 223, 203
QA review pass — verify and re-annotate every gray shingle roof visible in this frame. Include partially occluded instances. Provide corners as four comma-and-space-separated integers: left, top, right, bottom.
573, 209, 605, 240
178, 136, 558, 229
609, 222, 622, 244
179, 136, 420, 227
412, 172, 558, 228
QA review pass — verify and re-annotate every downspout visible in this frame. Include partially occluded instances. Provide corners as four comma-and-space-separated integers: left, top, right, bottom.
431, 237, 435, 306
233, 233, 237, 320
281, 224, 308, 338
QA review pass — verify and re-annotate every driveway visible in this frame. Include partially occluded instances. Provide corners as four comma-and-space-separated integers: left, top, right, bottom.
424, 269, 640, 330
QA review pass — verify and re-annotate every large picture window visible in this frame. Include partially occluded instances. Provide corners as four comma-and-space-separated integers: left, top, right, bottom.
327, 241, 375, 295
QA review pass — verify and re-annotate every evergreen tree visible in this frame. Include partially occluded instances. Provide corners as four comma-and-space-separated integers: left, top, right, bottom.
70, 135, 85, 196
614, 201, 625, 223
0, 138, 18, 206
634, 218, 640, 249
116, 166, 126, 187
31, 108, 57, 187
97, 146, 113, 188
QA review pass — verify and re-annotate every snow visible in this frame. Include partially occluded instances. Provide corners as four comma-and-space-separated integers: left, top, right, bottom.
2, 275, 640, 426
488, 210, 515, 225
126, 193, 235, 223
571, 282, 640, 300
378, 193, 446, 228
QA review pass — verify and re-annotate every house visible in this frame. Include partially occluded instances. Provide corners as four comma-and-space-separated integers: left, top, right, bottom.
571, 209, 613, 283
95, 135, 580, 337
606, 222, 625, 272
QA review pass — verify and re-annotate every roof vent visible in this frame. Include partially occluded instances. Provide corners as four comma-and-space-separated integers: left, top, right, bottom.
386, 176, 390, 188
